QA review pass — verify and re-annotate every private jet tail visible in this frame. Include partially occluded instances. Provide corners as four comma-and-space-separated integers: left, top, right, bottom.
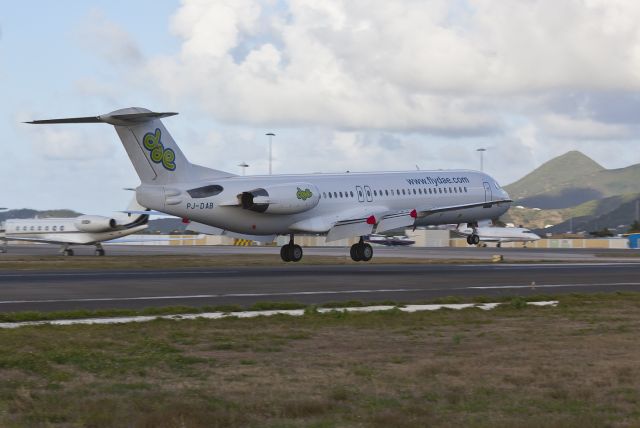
27, 108, 234, 185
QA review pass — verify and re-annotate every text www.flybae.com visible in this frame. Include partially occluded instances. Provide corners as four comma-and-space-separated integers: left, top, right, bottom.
405, 176, 470, 187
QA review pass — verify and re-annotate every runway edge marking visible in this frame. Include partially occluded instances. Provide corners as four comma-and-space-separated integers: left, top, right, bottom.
0, 301, 558, 329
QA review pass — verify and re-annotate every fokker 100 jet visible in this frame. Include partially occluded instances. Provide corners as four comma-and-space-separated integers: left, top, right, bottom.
0, 199, 149, 256
27, 108, 512, 262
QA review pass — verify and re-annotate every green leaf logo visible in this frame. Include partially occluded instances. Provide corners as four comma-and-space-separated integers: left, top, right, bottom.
142, 128, 176, 171
296, 187, 313, 201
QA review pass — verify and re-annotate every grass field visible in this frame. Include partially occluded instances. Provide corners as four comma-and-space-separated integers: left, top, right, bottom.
1, 293, 640, 427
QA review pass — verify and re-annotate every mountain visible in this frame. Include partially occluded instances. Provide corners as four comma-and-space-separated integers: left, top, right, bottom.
505, 151, 640, 209
536, 195, 640, 235
504, 192, 640, 230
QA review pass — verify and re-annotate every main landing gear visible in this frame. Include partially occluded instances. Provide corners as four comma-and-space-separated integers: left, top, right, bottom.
280, 234, 303, 262
94, 243, 106, 257
350, 237, 373, 262
59, 244, 107, 256
466, 234, 480, 245
61, 245, 75, 256
465, 222, 480, 246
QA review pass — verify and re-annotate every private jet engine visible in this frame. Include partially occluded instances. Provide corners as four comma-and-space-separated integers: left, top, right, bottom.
240, 183, 320, 214
73, 215, 118, 232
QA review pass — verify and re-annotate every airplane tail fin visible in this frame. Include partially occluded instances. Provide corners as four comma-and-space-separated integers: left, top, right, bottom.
27, 107, 233, 185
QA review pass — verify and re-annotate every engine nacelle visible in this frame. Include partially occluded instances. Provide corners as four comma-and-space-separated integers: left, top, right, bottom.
74, 215, 117, 233
240, 183, 320, 214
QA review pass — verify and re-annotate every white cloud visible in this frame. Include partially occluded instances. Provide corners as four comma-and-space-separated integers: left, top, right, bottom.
539, 114, 631, 140
137, 0, 640, 136
25, 126, 113, 161
78, 10, 143, 66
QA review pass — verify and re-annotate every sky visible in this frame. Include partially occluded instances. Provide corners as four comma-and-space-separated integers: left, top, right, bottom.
3, 0, 640, 213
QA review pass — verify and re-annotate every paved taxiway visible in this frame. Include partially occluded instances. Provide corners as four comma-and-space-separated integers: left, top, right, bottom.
1, 261, 640, 312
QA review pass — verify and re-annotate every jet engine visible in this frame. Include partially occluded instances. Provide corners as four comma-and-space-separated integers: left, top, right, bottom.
240, 183, 320, 214
74, 215, 118, 232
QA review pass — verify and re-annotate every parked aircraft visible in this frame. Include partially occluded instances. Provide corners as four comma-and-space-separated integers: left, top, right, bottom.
27, 108, 512, 262
0, 199, 149, 255
365, 234, 415, 246
454, 224, 540, 247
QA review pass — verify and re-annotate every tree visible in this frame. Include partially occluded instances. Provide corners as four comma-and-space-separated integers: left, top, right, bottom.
629, 220, 640, 234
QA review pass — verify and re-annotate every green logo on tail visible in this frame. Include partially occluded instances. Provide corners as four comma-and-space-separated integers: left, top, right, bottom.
297, 187, 313, 201
142, 128, 176, 171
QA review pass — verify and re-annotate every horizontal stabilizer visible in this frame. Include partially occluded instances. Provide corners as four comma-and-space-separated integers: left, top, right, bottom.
26, 111, 178, 126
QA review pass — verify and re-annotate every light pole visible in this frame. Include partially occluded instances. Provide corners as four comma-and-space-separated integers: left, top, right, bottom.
266, 133, 275, 175
476, 148, 487, 172
238, 162, 249, 176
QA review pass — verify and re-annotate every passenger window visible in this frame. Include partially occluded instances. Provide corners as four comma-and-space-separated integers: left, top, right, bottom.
61, 226, 65, 231
333, 192, 338, 198
350, 191, 354, 197
385, 190, 389, 196
328, 193, 332, 199
373, 190, 377, 196
45, 226, 49, 231
413, 189, 416, 195
339, 192, 343, 198
53, 226, 57, 231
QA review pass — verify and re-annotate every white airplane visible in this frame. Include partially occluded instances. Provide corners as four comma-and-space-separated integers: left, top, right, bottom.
365, 234, 415, 246
454, 224, 540, 247
0, 199, 149, 256
27, 107, 512, 262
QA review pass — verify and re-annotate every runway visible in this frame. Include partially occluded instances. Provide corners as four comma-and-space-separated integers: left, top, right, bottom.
4, 242, 639, 262
1, 262, 640, 312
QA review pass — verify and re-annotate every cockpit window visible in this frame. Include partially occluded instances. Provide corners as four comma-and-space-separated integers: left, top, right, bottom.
187, 185, 223, 198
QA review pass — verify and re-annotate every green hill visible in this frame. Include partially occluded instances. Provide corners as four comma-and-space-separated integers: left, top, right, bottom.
505, 151, 640, 209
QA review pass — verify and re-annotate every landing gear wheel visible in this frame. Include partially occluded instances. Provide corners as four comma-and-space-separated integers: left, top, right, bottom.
280, 245, 292, 262
471, 234, 480, 245
290, 244, 303, 262
281, 244, 303, 262
466, 235, 473, 245
350, 244, 362, 262
63, 249, 74, 256
350, 243, 373, 262
361, 243, 373, 261
95, 249, 105, 256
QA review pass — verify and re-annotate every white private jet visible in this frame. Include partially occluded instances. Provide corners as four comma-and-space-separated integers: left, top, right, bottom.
0, 199, 149, 256
454, 224, 540, 247
365, 234, 415, 246
27, 108, 512, 262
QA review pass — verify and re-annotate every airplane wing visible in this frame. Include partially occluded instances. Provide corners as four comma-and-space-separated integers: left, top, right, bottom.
293, 199, 512, 242
416, 198, 512, 217
291, 206, 412, 242
186, 222, 276, 243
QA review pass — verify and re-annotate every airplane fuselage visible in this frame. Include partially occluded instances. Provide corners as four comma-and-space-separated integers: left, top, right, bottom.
137, 170, 510, 235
